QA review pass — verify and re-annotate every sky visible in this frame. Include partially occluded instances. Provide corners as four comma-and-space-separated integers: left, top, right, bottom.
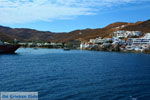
0, 0, 150, 32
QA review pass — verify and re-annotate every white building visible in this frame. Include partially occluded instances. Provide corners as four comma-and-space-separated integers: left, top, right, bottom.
132, 38, 150, 45
89, 37, 112, 44
112, 37, 126, 45
127, 37, 150, 46
89, 37, 102, 44
126, 33, 150, 51
114, 30, 142, 38
80, 43, 95, 49
143, 33, 150, 39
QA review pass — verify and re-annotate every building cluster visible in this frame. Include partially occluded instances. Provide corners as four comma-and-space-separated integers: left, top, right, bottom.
2, 30, 149, 53
18, 42, 63, 48
80, 31, 150, 53
114, 30, 142, 38
18, 40, 81, 49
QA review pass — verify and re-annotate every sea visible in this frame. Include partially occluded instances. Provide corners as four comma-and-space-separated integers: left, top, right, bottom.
0, 48, 150, 100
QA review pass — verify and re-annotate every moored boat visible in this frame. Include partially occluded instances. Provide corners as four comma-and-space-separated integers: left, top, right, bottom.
63, 47, 70, 51
0, 40, 20, 53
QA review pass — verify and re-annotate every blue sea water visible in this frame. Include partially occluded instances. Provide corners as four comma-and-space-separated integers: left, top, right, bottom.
0, 48, 150, 100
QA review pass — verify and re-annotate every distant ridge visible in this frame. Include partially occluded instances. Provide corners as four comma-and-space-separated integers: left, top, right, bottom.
0, 19, 150, 42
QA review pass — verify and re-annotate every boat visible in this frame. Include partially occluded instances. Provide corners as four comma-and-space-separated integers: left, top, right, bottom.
0, 40, 20, 53
63, 47, 70, 51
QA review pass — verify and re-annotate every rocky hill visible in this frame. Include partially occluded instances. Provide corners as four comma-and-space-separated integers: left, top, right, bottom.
0, 19, 150, 42
121, 20, 150, 33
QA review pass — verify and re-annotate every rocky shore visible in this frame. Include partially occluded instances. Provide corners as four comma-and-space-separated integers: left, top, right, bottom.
82, 43, 150, 54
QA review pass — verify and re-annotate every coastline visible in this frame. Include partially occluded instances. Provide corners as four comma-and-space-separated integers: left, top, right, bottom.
19, 46, 150, 54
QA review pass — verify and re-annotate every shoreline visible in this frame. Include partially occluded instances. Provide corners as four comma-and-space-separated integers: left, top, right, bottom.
19, 46, 150, 54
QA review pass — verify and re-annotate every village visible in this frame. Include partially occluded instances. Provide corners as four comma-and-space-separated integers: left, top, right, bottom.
2, 30, 149, 53
80, 30, 150, 53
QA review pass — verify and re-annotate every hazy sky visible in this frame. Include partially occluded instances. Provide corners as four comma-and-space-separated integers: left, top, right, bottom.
0, 0, 150, 32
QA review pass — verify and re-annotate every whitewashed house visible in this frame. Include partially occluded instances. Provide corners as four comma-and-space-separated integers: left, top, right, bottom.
143, 33, 150, 39
80, 43, 94, 49
89, 37, 102, 44
132, 38, 150, 45
114, 31, 142, 38
126, 33, 150, 51
90, 37, 113, 44
112, 37, 126, 45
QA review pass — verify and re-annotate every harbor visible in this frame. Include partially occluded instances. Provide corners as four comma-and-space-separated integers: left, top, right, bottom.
1, 31, 150, 54
1, 48, 150, 100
